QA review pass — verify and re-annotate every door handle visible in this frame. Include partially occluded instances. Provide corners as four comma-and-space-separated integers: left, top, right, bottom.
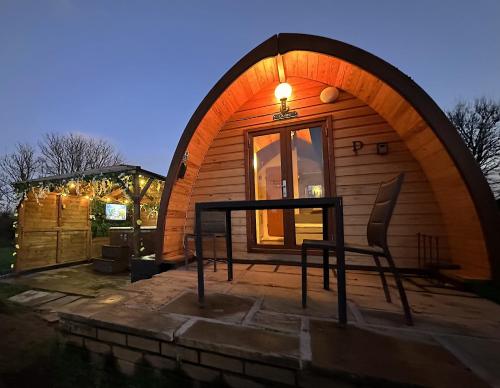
282, 180, 287, 198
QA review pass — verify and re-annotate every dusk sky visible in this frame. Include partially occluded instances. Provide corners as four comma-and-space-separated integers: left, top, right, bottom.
1, 0, 499, 175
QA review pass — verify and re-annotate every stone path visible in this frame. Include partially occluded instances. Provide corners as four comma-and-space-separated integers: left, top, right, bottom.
2, 263, 130, 297
3, 263, 130, 322
8, 289, 88, 322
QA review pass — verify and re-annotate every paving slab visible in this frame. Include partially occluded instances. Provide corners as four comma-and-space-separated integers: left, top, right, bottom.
88, 306, 187, 341
360, 308, 500, 339
276, 265, 324, 277
250, 264, 279, 273
436, 334, 500, 387
309, 319, 489, 388
8, 290, 51, 304
40, 311, 60, 323
250, 310, 302, 334
58, 290, 135, 321
178, 319, 301, 368
346, 289, 403, 313
160, 292, 255, 323
409, 292, 500, 322
227, 283, 354, 320
359, 324, 438, 345
238, 270, 326, 290
8, 290, 66, 307
121, 287, 185, 311
37, 295, 82, 311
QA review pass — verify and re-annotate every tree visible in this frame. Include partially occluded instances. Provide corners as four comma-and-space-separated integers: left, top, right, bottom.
38, 133, 123, 175
0, 143, 40, 210
447, 98, 500, 195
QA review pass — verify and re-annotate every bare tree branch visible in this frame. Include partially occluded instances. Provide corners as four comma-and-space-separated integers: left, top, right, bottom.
0, 143, 40, 211
38, 133, 123, 175
447, 98, 500, 197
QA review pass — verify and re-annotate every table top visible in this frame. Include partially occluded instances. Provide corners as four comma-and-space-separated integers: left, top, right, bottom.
195, 197, 342, 211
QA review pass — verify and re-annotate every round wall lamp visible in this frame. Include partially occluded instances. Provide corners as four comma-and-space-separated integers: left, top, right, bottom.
320, 86, 339, 103
275, 82, 292, 114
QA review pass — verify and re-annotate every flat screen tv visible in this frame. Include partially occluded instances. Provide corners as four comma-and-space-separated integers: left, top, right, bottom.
105, 203, 127, 221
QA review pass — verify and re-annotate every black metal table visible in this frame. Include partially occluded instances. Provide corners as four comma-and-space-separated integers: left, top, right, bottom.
194, 197, 346, 324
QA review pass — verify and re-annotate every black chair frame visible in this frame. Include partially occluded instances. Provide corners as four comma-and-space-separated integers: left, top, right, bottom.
301, 173, 413, 325
184, 211, 227, 271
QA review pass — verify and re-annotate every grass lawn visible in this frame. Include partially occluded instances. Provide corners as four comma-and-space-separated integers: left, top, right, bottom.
0, 246, 15, 274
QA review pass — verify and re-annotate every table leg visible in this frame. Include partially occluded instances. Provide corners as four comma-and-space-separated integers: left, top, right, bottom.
195, 205, 205, 305
335, 198, 347, 325
322, 207, 330, 290
225, 210, 233, 281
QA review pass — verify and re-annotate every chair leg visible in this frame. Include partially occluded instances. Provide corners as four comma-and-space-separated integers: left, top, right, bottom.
385, 251, 413, 325
184, 235, 190, 270
323, 248, 329, 290
212, 236, 217, 272
301, 245, 308, 308
373, 255, 392, 303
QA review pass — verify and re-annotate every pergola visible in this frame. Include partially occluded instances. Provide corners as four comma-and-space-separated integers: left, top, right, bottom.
14, 164, 165, 271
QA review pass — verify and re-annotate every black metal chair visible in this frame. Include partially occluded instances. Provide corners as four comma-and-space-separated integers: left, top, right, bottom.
184, 211, 227, 271
301, 173, 413, 325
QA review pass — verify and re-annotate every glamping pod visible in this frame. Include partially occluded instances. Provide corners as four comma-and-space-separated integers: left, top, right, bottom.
157, 33, 500, 282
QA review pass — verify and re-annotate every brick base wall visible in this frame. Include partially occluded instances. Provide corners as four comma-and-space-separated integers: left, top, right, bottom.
59, 318, 308, 388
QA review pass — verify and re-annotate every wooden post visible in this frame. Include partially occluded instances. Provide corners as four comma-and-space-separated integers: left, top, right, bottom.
56, 193, 62, 263
133, 174, 141, 257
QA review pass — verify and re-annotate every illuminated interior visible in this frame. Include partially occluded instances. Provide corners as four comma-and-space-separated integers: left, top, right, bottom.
291, 127, 324, 244
252, 126, 325, 246
253, 132, 284, 245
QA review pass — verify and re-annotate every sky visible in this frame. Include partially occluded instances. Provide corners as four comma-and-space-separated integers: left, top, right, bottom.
1, 0, 499, 175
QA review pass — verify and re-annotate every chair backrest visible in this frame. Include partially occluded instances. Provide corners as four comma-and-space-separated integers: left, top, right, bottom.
366, 173, 404, 249
198, 211, 226, 234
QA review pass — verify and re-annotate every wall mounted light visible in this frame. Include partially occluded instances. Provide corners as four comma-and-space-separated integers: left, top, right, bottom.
273, 82, 297, 121
177, 151, 189, 180
275, 82, 292, 113
320, 86, 340, 103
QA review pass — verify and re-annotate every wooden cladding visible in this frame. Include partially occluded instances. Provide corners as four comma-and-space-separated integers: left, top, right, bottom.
180, 78, 449, 268
16, 192, 91, 271
161, 50, 492, 279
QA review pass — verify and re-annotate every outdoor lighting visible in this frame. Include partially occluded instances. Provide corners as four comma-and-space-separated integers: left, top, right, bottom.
274, 82, 292, 113
320, 86, 340, 103
273, 82, 297, 121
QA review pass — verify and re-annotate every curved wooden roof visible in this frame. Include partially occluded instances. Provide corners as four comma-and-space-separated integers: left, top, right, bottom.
157, 33, 500, 281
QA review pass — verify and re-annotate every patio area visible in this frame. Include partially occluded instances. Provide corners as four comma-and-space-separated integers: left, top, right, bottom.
56, 263, 500, 387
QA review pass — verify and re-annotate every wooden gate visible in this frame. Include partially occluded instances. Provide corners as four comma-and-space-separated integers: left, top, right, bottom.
16, 192, 91, 271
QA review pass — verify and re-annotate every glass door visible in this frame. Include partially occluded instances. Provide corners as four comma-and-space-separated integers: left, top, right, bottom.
290, 126, 326, 245
248, 121, 330, 250
251, 131, 285, 246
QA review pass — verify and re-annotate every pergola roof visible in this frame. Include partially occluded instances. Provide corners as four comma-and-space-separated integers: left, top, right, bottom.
19, 164, 165, 185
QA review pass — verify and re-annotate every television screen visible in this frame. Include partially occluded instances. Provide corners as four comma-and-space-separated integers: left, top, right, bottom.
105, 203, 127, 221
